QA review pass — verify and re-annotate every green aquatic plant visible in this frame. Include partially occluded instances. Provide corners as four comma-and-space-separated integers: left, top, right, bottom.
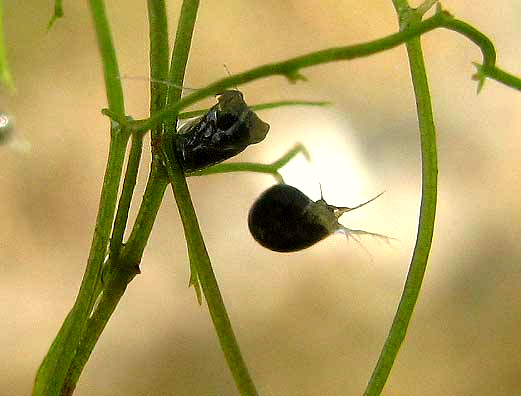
2, 1, 514, 395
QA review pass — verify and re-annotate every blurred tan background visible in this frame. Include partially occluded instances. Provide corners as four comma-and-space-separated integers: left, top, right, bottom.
1, 1, 520, 395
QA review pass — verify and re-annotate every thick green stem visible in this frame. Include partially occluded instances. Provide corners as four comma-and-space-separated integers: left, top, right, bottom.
364, 2, 438, 395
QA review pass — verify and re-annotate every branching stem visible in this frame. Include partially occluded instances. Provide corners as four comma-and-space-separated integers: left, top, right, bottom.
103, 8, 520, 133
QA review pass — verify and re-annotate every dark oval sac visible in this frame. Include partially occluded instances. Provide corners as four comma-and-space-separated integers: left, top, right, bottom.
248, 184, 331, 252
175, 90, 270, 173
249, 184, 387, 253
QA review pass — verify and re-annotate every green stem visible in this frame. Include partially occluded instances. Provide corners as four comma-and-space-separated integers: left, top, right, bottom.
121, 163, 168, 264
193, 161, 283, 180
89, 1, 125, 115
364, 2, 438, 395
162, 148, 260, 396
108, 0, 170, 261
148, 0, 170, 144
161, 0, 201, 300
190, 143, 310, 183
111, 0, 171, 265
165, 0, 198, 112
108, 133, 143, 262
476, 64, 521, 91
118, 0, 170, 265
159, 0, 259, 394
47, 0, 64, 30
33, 1, 127, 394
178, 99, 330, 119
0, 0, 14, 89
59, 259, 140, 396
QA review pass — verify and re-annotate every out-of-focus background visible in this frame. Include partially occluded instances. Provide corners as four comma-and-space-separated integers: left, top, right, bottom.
1, 1, 520, 395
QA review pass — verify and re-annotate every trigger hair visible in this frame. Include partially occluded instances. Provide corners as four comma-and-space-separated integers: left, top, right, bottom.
116, 74, 199, 91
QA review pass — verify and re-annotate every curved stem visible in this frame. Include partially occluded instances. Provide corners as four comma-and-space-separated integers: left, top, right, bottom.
364, 2, 438, 395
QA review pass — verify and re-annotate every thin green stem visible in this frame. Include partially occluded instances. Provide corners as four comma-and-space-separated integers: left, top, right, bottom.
162, 0, 201, 300
158, 0, 259, 394
162, 147, 260, 396
48, 0, 64, 30
121, 163, 168, 265
190, 143, 310, 183
0, 0, 14, 90
106, 12, 451, 130
364, 2, 438, 395
271, 142, 311, 165
89, 1, 125, 115
192, 161, 284, 181
33, 1, 127, 394
249, 99, 330, 113
108, 133, 143, 262
109, 0, 170, 261
442, 15, 495, 68
112, 0, 172, 270
165, 0, 198, 113
178, 99, 330, 119
416, 0, 438, 16
148, 0, 170, 145
117, 0, 170, 265
104, 8, 519, 132
483, 65, 521, 90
